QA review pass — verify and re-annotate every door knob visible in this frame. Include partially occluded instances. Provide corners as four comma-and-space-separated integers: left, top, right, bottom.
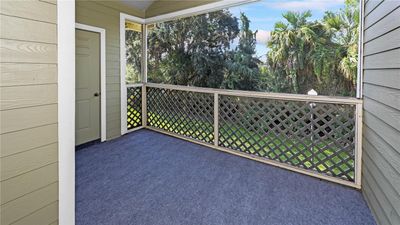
94, 92, 100, 97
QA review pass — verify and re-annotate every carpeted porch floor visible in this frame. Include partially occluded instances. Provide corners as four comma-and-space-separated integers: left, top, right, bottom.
76, 129, 375, 225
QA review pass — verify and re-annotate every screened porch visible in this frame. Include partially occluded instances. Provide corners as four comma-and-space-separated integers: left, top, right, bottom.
74, 0, 390, 225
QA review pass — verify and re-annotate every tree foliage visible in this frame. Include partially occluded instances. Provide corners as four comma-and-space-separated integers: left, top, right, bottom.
223, 13, 261, 91
125, 29, 142, 83
125, 1, 359, 96
266, 0, 359, 96
148, 10, 239, 88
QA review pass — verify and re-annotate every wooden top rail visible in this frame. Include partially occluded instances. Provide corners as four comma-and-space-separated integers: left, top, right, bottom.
126, 83, 144, 88
144, 83, 363, 105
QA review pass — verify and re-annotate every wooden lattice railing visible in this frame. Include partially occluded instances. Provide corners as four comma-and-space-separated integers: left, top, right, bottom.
127, 84, 143, 130
126, 83, 363, 188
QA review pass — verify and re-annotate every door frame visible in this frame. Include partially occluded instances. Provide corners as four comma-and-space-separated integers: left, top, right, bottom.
75, 23, 107, 142
120, 13, 145, 135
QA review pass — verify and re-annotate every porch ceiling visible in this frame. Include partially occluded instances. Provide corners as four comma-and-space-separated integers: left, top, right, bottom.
145, 0, 219, 18
116, 0, 221, 18
119, 0, 157, 11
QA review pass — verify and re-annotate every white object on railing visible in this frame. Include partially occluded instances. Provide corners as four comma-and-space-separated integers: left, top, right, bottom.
307, 89, 318, 96
307, 89, 318, 108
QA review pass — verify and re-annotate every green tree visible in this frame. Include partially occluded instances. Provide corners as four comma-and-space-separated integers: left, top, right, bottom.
266, 1, 359, 96
125, 29, 142, 83
132, 2, 359, 96
147, 10, 239, 88
267, 11, 322, 94
322, 0, 359, 95
223, 13, 261, 91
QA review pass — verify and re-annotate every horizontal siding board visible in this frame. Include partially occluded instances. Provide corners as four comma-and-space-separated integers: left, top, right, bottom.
364, 97, 400, 130
93, 0, 144, 17
0, 39, 57, 64
365, 0, 383, 15
364, 7, 400, 42
363, 126, 400, 175
364, 28, 400, 56
0, 14, 57, 44
106, 91, 120, 100
0, 104, 57, 134
365, 1, 400, 29
78, 0, 128, 18
39, 0, 57, 5
0, 84, 57, 110
106, 128, 121, 140
363, 69, 400, 89
105, 84, 119, 92
108, 127, 121, 134
49, 220, 58, 225
363, 48, 400, 69
363, 151, 400, 218
0, 143, 58, 181
363, 111, 400, 151
0, 63, 57, 87
0, 123, 57, 157
363, 139, 400, 195
1, 162, 58, 204
0, 0, 57, 24
363, 178, 392, 225
363, 84, 400, 110
0, 182, 58, 225
11, 201, 58, 225
107, 105, 120, 114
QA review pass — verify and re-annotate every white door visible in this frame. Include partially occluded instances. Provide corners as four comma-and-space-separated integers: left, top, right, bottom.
75, 29, 101, 146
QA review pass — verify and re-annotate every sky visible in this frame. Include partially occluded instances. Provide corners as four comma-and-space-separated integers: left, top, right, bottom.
228, 0, 346, 60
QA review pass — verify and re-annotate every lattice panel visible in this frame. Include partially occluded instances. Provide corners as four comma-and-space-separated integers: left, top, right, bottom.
218, 95, 356, 181
147, 87, 214, 143
127, 86, 142, 130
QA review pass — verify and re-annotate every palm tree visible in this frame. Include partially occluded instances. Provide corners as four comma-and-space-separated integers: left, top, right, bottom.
267, 1, 359, 96
267, 11, 320, 94
323, 0, 359, 91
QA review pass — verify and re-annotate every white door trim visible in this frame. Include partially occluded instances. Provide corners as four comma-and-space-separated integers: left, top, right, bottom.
75, 23, 107, 142
120, 13, 145, 135
120, 13, 128, 135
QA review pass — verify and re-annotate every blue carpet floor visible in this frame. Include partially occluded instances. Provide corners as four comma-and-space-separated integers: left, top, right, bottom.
76, 129, 375, 225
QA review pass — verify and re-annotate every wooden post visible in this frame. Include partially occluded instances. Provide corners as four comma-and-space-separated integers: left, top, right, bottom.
308, 89, 318, 168
142, 84, 147, 127
214, 93, 219, 146
355, 102, 363, 187
141, 25, 148, 83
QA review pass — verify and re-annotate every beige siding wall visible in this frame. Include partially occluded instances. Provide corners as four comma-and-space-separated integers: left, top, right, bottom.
0, 1, 58, 225
362, 1, 400, 225
76, 1, 143, 140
